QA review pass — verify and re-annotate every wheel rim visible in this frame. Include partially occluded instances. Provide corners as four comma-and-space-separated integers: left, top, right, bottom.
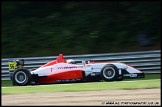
103, 67, 115, 79
15, 71, 27, 84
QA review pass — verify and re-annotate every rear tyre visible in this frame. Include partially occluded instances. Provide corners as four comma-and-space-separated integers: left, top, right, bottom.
101, 64, 119, 81
13, 68, 31, 86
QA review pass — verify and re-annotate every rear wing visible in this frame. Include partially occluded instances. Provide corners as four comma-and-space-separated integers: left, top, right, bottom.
8, 59, 24, 81
8, 59, 24, 71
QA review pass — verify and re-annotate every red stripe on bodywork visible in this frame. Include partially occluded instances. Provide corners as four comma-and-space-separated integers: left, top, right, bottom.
40, 54, 66, 68
38, 70, 83, 84
40, 60, 57, 68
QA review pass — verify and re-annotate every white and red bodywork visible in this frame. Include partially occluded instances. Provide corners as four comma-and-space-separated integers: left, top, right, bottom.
30, 54, 144, 84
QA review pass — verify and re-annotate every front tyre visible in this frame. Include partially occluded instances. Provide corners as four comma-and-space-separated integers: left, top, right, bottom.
13, 68, 31, 86
101, 64, 119, 81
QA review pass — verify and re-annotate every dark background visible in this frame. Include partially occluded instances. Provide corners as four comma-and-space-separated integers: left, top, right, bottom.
2, 1, 161, 58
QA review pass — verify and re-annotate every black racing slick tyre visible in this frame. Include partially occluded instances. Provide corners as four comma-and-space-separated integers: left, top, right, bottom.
101, 64, 119, 81
12, 68, 31, 86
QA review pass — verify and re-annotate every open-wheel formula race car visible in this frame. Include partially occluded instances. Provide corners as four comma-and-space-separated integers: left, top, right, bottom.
8, 54, 144, 86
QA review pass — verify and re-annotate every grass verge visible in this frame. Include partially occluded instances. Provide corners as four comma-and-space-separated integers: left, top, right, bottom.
2, 79, 160, 95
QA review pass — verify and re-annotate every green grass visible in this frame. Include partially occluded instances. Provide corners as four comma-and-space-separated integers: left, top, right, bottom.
1, 80, 13, 87
2, 79, 160, 94
1, 75, 160, 94
1, 74, 160, 87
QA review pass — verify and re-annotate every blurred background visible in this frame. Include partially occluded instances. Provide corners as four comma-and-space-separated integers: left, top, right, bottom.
2, 1, 161, 58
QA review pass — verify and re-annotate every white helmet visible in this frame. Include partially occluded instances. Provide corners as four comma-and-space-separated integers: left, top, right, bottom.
67, 59, 75, 64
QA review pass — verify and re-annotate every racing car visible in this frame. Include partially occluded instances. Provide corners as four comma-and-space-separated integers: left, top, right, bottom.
9, 54, 144, 86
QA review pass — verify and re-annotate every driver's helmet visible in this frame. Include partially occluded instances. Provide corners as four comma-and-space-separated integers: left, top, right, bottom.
67, 59, 75, 64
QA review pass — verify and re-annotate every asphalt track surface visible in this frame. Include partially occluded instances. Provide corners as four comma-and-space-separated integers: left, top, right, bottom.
2, 88, 160, 106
